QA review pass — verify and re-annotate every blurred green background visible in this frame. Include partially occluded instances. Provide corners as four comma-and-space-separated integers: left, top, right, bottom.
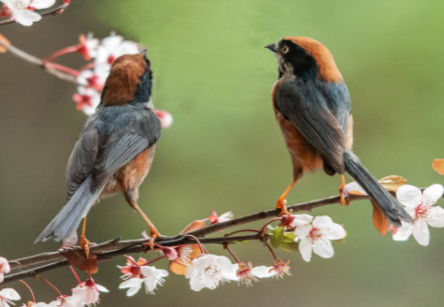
1, 0, 444, 306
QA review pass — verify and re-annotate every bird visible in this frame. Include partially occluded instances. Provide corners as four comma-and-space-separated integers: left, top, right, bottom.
35, 50, 162, 254
265, 36, 413, 228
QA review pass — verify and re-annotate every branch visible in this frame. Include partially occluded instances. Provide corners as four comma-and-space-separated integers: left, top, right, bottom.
4, 188, 441, 285
0, 3, 70, 27
0, 38, 77, 83
3, 234, 261, 285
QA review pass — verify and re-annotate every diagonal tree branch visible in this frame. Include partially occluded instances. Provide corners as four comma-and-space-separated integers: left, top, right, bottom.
0, 39, 77, 83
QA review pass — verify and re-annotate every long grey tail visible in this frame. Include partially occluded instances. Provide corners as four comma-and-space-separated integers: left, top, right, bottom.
343, 149, 414, 226
35, 176, 103, 243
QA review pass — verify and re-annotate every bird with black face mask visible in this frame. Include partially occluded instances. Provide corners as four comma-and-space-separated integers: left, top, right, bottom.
265, 37, 413, 229
35, 50, 162, 254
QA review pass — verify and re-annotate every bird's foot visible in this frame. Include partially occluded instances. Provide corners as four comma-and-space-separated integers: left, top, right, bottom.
80, 235, 90, 258
276, 199, 290, 216
339, 188, 349, 206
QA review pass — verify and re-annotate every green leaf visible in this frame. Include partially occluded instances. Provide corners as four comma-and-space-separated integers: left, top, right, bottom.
230, 240, 249, 244
279, 241, 299, 252
282, 231, 296, 243
270, 226, 284, 248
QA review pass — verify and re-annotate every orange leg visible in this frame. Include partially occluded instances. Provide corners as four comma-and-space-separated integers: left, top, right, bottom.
339, 175, 347, 206
80, 216, 90, 258
276, 180, 298, 215
133, 204, 161, 250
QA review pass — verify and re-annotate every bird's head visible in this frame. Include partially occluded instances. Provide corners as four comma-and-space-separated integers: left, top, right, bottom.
101, 50, 154, 106
265, 36, 342, 83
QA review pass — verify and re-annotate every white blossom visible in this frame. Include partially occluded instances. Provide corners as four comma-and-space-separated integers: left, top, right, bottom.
295, 216, 346, 262
0, 288, 20, 307
119, 266, 168, 296
185, 255, 235, 291
393, 184, 444, 246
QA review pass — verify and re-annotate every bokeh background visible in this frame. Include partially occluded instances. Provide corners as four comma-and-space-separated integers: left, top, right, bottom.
1, 0, 444, 306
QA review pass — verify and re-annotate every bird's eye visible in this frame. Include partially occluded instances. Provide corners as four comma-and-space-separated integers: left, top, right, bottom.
282, 46, 289, 54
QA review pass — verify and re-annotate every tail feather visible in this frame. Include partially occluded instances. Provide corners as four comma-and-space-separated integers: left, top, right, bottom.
35, 177, 103, 243
343, 149, 414, 226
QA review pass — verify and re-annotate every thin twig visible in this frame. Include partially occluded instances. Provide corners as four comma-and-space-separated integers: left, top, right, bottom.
2, 234, 260, 285
0, 40, 77, 83
0, 3, 70, 27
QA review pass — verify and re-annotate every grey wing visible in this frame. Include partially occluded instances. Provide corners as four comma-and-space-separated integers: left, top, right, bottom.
321, 81, 351, 134
90, 107, 161, 190
275, 81, 347, 174
65, 118, 99, 201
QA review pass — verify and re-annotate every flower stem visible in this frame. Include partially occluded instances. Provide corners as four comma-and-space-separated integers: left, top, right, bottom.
142, 256, 165, 266
69, 266, 81, 284
186, 235, 209, 254
224, 245, 241, 263
44, 45, 79, 62
44, 62, 80, 77
264, 242, 278, 260
260, 218, 282, 231
19, 280, 35, 303
35, 275, 62, 297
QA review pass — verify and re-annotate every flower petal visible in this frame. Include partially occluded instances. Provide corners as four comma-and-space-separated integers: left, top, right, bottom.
13, 9, 41, 26
294, 223, 312, 239
290, 214, 313, 227
251, 266, 275, 278
312, 216, 334, 229
412, 219, 430, 246
342, 181, 367, 197
392, 222, 412, 241
426, 206, 444, 228
313, 239, 334, 259
325, 223, 346, 240
298, 239, 313, 262
32, 0, 56, 9
0, 288, 21, 300
423, 184, 444, 205
96, 284, 109, 293
397, 185, 423, 208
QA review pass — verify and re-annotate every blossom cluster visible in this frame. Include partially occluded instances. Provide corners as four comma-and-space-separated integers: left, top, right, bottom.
0, 277, 108, 307
0, 0, 62, 26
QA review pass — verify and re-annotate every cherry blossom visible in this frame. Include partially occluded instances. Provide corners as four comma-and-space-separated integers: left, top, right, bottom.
76, 34, 99, 61
119, 266, 168, 296
152, 110, 173, 129
0, 288, 21, 307
0, 257, 10, 283
393, 184, 444, 246
209, 211, 233, 225
185, 254, 235, 291
118, 256, 147, 280
94, 35, 139, 73
72, 87, 100, 116
0, 0, 40, 26
270, 259, 291, 279
295, 216, 346, 262
71, 279, 108, 305
76, 70, 105, 92
225, 262, 275, 286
